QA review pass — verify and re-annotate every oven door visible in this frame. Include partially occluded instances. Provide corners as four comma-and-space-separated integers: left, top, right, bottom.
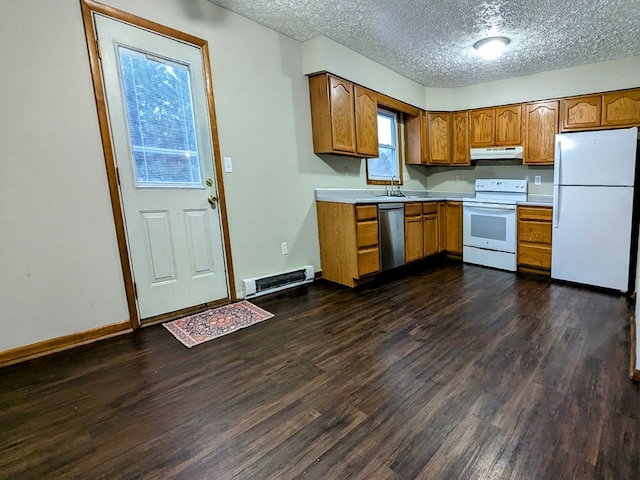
463, 202, 517, 253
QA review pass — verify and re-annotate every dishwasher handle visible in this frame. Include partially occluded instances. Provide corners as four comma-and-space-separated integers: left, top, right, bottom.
377, 203, 404, 210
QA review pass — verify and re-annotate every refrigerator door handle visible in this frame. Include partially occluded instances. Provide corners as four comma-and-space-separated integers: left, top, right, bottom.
553, 138, 562, 228
555, 138, 562, 186
553, 185, 560, 228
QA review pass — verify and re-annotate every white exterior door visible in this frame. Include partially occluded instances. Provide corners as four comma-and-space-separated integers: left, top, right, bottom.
95, 15, 228, 319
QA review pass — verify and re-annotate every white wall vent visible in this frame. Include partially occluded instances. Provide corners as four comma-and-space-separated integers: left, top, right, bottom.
242, 265, 314, 298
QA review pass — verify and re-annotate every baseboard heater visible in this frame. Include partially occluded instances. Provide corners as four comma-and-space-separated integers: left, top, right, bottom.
243, 265, 314, 298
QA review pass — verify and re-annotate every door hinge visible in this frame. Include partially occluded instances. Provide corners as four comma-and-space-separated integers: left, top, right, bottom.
133, 282, 138, 299
115, 167, 120, 186
95, 39, 101, 59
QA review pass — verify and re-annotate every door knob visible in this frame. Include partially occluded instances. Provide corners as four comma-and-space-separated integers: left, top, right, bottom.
207, 195, 218, 206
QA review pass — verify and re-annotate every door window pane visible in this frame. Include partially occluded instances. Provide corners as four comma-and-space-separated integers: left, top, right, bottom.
119, 47, 202, 186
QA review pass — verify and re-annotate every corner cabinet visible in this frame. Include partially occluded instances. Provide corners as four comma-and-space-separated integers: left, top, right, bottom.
404, 111, 428, 164
404, 201, 447, 263
523, 100, 559, 165
406, 111, 469, 166
308, 73, 378, 157
316, 202, 379, 288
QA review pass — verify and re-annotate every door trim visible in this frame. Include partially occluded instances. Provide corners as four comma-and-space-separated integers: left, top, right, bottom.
80, 0, 236, 329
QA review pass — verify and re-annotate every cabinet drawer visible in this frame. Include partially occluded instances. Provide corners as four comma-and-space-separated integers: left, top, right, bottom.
422, 202, 438, 215
518, 244, 551, 270
357, 247, 379, 277
356, 220, 378, 248
356, 205, 377, 221
404, 203, 422, 217
518, 206, 552, 222
519, 221, 552, 245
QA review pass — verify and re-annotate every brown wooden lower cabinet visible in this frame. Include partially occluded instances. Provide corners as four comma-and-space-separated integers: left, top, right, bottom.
404, 201, 455, 263
517, 205, 552, 274
445, 201, 463, 256
422, 203, 439, 256
318, 199, 465, 288
404, 203, 423, 263
437, 201, 446, 252
316, 201, 380, 287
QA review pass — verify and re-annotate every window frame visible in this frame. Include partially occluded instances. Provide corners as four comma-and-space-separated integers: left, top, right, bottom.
366, 108, 403, 186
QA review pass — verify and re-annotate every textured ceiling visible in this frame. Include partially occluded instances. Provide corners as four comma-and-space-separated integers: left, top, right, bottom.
206, 0, 640, 88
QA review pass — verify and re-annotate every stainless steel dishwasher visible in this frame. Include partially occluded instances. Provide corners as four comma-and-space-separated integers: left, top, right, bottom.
378, 203, 405, 271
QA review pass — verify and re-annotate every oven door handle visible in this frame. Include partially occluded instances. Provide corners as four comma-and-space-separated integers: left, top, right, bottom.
464, 203, 517, 211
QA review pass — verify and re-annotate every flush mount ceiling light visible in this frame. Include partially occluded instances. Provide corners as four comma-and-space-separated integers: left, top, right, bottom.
474, 36, 510, 60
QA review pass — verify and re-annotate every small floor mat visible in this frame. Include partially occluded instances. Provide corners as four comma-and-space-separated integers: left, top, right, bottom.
163, 301, 274, 348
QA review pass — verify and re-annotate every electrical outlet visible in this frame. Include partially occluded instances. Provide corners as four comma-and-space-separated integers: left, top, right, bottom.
455, 174, 461, 182
534, 175, 541, 185
281, 242, 288, 255
344, 166, 349, 177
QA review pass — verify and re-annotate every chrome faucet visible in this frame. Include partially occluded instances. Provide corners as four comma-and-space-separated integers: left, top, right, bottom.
389, 174, 404, 196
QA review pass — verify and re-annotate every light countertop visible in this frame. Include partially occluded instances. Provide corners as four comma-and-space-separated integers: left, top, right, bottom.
315, 188, 553, 207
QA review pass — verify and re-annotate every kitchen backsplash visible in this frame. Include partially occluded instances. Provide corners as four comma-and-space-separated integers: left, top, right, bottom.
423, 162, 554, 195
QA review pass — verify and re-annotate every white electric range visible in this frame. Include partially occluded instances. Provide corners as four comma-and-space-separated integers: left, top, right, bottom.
462, 179, 527, 271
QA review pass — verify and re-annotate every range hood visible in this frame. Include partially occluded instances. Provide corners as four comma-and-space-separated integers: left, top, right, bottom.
470, 146, 523, 160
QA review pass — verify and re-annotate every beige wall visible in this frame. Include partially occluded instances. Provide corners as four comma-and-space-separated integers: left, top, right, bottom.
0, 0, 430, 352
0, 0, 638, 353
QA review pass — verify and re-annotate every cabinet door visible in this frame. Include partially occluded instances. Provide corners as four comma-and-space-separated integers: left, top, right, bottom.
470, 108, 494, 147
602, 89, 640, 127
445, 201, 462, 254
422, 203, 439, 257
437, 201, 446, 253
426, 112, 451, 165
561, 95, 601, 131
328, 75, 356, 153
517, 206, 552, 271
495, 105, 522, 146
404, 210, 423, 263
354, 85, 379, 156
404, 111, 427, 164
451, 111, 470, 165
523, 101, 558, 165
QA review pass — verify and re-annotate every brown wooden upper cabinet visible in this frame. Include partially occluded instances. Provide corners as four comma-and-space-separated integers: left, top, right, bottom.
470, 108, 494, 147
406, 111, 470, 166
470, 105, 522, 147
451, 111, 470, 165
308, 73, 378, 157
404, 111, 428, 165
561, 88, 640, 131
560, 94, 601, 131
602, 90, 640, 127
523, 100, 559, 165
426, 112, 451, 165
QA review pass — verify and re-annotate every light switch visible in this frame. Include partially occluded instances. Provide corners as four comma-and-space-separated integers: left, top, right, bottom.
224, 156, 233, 173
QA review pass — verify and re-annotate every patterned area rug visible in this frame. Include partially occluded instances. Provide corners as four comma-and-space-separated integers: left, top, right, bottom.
163, 301, 274, 348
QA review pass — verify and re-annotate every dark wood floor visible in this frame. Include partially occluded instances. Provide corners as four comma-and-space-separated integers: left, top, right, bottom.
1, 261, 639, 479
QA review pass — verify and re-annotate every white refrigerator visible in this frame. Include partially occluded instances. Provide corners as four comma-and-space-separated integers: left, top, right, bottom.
552, 127, 638, 292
